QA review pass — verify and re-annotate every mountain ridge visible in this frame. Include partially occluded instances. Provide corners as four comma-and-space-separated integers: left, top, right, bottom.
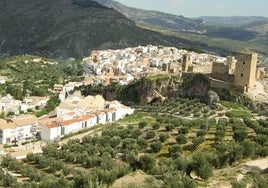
0, 0, 236, 59
93, 0, 205, 32
200, 16, 268, 27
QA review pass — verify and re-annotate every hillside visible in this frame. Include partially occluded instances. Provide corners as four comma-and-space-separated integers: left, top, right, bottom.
92, 0, 268, 62
93, 0, 205, 32
0, 0, 206, 58
93, 1, 259, 40
200, 16, 268, 27
1, 0, 264, 59
0, 55, 84, 102
1, 95, 267, 187
0, 70, 267, 187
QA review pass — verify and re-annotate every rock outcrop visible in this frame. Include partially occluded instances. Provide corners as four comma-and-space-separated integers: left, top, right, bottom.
80, 74, 182, 105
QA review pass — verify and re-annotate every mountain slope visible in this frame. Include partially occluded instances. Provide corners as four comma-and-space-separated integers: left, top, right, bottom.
0, 0, 202, 58
93, 0, 205, 32
93, 1, 261, 42
92, 0, 268, 61
200, 16, 268, 27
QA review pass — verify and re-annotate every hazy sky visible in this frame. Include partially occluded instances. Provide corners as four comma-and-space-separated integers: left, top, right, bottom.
116, 0, 268, 18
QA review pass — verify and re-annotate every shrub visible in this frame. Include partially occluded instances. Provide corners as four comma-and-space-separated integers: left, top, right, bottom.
159, 133, 169, 143
139, 155, 156, 173
138, 121, 147, 129
226, 110, 252, 119
165, 124, 175, 131
176, 135, 187, 144
233, 129, 248, 142
152, 122, 160, 130
197, 130, 206, 137
169, 144, 182, 158
178, 127, 189, 134
146, 131, 156, 139
150, 142, 163, 153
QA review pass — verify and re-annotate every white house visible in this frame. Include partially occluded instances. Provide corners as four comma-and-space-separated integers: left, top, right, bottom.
40, 114, 97, 141
93, 111, 107, 124
109, 101, 135, 121
20, 97, 49, 112
102, 109, 116, 123
12, 115, 38, 137
0, 115, 37, 144
0, 119, 17, 144
40, 121, 62, 141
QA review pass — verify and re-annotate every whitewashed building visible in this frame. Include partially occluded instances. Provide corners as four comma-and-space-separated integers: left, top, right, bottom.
0, 115, 38, 144
40, 114, 97, 141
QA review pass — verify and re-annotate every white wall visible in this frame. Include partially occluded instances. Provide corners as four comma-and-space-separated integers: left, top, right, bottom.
86, 117, 97, 127
65, 122, 82, 134
0, 128, 17, 144
98, 113, 107, 124
41, 125, 60, 141
115, 108, 135, 121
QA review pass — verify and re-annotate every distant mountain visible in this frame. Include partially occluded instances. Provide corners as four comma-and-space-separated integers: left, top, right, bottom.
90, 1, 268, 60
243, 21, 268, 35
93, 1, 260, 42
0, 0, 208, 58
93, 0, 205, 32
200, 16, 268, 27
0, 0, 237, 59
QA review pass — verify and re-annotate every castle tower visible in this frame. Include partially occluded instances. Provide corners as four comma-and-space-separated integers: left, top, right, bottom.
182, 53, 191, 72
234, 53, 257, 90
226, 56, 236, 74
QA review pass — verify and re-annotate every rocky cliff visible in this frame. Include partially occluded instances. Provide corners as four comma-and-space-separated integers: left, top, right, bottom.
80, 74, 182, 105
80, 73, 268, 112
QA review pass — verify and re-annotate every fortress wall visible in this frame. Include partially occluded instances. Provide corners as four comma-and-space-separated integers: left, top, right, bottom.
192, 64, 213, 74
211, 62, 230, 80
209, 77, 245, 93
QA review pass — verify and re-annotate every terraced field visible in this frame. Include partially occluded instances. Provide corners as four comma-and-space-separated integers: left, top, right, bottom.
0, 98, 267, 187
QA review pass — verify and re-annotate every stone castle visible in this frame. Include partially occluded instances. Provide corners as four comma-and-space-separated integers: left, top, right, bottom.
182, 52, 266, 93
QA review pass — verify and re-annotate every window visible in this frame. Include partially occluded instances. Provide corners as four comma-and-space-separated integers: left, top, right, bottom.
241, 73, 244, 77
243, 62, 245, 65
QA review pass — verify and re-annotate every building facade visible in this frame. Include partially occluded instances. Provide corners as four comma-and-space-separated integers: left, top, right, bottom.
0, 115, 38, 144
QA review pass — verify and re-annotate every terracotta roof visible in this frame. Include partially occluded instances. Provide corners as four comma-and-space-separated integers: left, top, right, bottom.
38, 115, 49, 121
67, 112, 76, 116
102, 109, 114, 113
93, 111, 104, 115
61, 119, 79, 126
80, 114, 95, 120
61, 114, 95, 126
39, 117, 63, 126
46, 122, 59, 129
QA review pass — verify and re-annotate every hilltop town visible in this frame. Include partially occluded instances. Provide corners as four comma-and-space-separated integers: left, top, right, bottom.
0, 45, 267, 187
1, 45, 267, 150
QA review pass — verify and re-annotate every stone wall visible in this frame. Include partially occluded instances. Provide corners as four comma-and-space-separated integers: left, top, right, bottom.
209, 77, 245, 93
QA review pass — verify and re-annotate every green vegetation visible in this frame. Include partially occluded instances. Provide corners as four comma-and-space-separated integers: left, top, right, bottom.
0, 55, 83, 100
226, 110, 253, 118
1, 96, 267, 187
